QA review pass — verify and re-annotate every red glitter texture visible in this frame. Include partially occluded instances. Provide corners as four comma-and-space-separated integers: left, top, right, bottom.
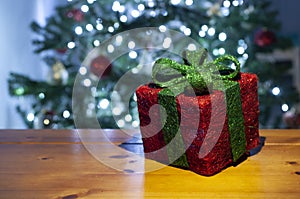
136, 73, 260, 176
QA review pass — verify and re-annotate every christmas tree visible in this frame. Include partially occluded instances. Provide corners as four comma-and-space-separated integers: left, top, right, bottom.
8, 0, 299, 129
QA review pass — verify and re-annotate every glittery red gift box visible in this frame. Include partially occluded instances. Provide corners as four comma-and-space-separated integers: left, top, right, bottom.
136, 73, 260, 176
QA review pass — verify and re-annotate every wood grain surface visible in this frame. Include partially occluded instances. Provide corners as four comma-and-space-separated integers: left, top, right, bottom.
0, 129, 299, 199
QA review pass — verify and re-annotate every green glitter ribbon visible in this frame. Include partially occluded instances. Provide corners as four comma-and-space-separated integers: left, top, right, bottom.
153, 49, 246, 166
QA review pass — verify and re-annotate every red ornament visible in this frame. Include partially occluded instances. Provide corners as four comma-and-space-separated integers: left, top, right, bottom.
254, 29, 276, 47
90, 55, 112, 77
66, 9, 84, 22
283, 107, 300, 128
55, 48, 67, 54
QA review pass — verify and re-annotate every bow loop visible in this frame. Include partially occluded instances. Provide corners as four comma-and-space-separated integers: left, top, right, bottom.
213, 54, 240, 80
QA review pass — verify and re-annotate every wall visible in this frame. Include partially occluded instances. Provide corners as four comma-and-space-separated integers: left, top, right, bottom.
271, 0, 300, 44
0, 0, 58, 128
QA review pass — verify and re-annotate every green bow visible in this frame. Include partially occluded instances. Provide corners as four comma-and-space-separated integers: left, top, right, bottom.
152, 49, 240, 95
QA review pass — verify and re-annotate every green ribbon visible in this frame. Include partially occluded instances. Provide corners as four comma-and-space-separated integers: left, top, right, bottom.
153, 49, 246, 167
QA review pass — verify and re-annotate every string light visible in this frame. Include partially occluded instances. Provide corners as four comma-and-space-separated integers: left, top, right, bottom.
125, 114, 132, 122
159, 25, 167, 32
93, 40, 100, 46
119, 5, 125, 13
198, 30, 206, 37
112, 107, 122, 115
163, 37, 172, 48
230, 63, 236, 70
232, 0, 239, 6
237, 46, 245, 55
223, 0, 231, 8
96, 23, 103, 30
27, 113, 35, 122
187, 43, 197, 51
218, 32, 227, 41
243, 53, 249, 60
120, 15, 127, 22
117, 119, 125, 127
148, 1, 155, 7
88, 103, 95, 110
171, 0, 181, 5
128, 41, 136, 49
81, 5, 89, 12
83, 78, 92, 87
180, 25, 186, 32
79, 66, 87, 75
75, 26, 83, 35
99, 99, 110, 109
132, 120, 139, 127
91, 87, 97, 97
238, 39, 246, 46
272, 87, 281, 96
131, 10, 140, 18
133, 94, 137, 101
86, 24, 93, 32
86, 109, 93, 117
14, 87, 25, 95
129, 51, 138, 59
149, 10, 156, 17
185, 0, 193, 6
282, 104, 289, 112
131, 67, 139, 74
213, 49, 219, 56
221, 8, 230, 16
201, 25, 208, 31
63, 110, 71, 118
96, 18, 102, 24
107, 44, 115, 53
43, 119, 50, 126
114, 22, 120, 29
38, 93, 45, 99
112, 1, 121, 12
87, 0, 95, 4
184, 28, 191, 36
67, 41, 76, 49
138, 4, 145, 11
108, 26, 114, 33
219, 48, 226, 55
161, 10, 168, 16
115, 35, 123, 46
207, 27, 215, 36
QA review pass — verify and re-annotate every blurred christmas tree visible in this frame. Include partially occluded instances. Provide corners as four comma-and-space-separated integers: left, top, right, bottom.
8, 0, 299, 129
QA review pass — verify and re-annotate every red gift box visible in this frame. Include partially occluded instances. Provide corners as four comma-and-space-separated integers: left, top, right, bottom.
136, 72, 260, 176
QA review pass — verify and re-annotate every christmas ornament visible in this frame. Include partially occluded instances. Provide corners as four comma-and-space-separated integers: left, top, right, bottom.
254, 29, 276, 47
55, 48, 67, 54
283, 104, 300, 128
66, 9, 84, 22
34, 110, 55, 129
47, 61, 69, 85
207, 3, 222, 17
90, 55, 112, 78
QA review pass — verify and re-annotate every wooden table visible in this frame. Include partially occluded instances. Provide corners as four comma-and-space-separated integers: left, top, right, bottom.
0, 129, 299, 199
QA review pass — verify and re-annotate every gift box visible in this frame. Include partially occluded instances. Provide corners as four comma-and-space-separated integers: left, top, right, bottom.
136, 49, 260, 176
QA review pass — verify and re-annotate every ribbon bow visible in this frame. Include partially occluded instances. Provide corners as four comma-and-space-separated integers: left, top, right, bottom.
152, 49, 240, 95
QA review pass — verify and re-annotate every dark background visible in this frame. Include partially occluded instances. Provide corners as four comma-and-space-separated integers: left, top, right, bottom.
272, 0, 300, 44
